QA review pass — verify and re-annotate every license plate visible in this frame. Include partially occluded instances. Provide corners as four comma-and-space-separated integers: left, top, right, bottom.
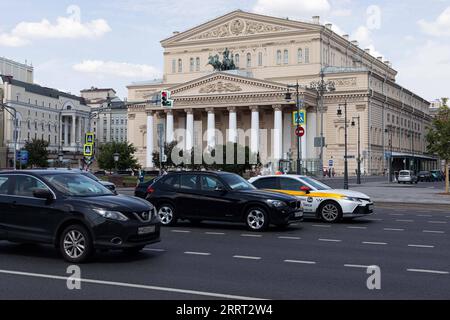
295, 212, 303, 218
138, 225, 155, 235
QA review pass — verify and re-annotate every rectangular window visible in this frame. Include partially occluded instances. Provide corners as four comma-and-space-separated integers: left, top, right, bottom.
180, 174, 198, 190
190, 58, 194, 72
196, 57, 200, 71
283, 50, 289, 64
304, 48, 310, 63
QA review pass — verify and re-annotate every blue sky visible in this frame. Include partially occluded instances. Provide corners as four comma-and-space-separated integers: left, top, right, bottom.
1, 0, 449, 101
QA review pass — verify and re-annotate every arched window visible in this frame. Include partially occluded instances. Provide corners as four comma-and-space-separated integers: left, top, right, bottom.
283, 50, 289, 64
297, 49, 303, 64
304, 48, 310, 63
196, 57, 200, 71
258, 52, 263, 66
276, 50, 281, 65
178, 59, 182, 72
246, 53, 252, 68
234, 54, 240, 67
190, 58, 194, 72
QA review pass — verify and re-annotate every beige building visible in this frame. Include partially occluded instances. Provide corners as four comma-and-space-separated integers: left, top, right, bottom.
127, 10, 435, 175
0, 57, 33, 83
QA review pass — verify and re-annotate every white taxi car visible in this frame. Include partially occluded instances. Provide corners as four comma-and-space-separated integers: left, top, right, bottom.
249, 175, 374, 223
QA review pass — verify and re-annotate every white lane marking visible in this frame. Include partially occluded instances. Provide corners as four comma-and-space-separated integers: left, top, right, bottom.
233, 255, 262, 260
240, 234, 263, 238
407, 269, 449, 275
423, 230, 445, 234
184, 251, 211, 256
390, 213, 405, 216
278, 236, 301, 240
396, 219, 414, 222
143, 248, 166, 252
418, 214, 433, 217
171, 230, 191, 233
408, 244, 435, 249
428, 221, 447, 224
318, 238, 342, 243
366, 218, 383, 221
347, 226, 367, 230
362, 241, 388, 246
0, 269, 266, 300
312, 224, 332, 228
344, 264, 371, 269
383, 228, 405, 232
284, 260, 316, 265
205, 232, 226, 235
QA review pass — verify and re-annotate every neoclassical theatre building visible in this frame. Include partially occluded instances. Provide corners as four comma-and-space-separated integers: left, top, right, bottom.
127, 10, 435, 175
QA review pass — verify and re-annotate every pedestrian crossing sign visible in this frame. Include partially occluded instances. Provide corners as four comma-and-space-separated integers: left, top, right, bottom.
293, 110, 306, 126
83, 144, 93, 157
85, 133, 95, 145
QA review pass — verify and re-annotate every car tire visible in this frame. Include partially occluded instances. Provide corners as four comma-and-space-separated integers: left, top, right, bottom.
123, 245, 145, 255
245, 207, 269, 232
157, 203, 177, 226
59, 225, 93, 263
319, 201, 343, 223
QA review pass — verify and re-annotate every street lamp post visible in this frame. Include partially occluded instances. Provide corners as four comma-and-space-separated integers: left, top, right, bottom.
285, 81, 304, 175
309, 69, 336, 177
113, 152, 120, 175
58, 151, 64, 168
385, 126, 394, 182
352, 115, 361, 185
338, 101, 349, 190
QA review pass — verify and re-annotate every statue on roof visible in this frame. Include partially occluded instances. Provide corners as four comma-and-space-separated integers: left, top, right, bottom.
207, 48, 237, 71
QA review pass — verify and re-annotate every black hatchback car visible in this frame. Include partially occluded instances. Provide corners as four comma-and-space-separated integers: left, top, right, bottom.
0, 170, 161, 262
146, 171, 303, 231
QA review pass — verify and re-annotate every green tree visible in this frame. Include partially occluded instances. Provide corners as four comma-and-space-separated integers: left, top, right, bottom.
24, 139, 49, 168
208, 143, 261, 175
152, 141, 185, 169
97, 141, 140, 171
426, 97, 450, 193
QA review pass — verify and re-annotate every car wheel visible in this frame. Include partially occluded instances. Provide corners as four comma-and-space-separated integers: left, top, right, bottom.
157, 203, 177, 226
319, 202, 343, 223
245, 207, 269, 231
123, 245, 145, 255
59, 225, 93, 263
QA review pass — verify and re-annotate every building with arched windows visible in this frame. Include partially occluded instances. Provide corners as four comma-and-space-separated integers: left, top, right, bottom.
127, 10, 435, 176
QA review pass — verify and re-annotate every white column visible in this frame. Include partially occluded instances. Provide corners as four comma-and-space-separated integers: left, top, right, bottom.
185, 109, 194, 151
78, 117, 83, 144
206, 108, 215, 149
273, 105, 283, 161
228, 107, 237, 143
165, 110, 174, 143
64, 117, 69, 146
250, 106, 259, 154
146, 111, 154, 168
71, 115, 76, 146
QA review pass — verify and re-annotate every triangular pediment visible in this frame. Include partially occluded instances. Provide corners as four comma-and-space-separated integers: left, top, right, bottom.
161, 10, 321, 46
169, 72, 287, 97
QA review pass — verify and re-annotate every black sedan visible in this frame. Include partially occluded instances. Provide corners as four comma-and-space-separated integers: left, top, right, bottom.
0, 170, 160, 262
146, 171, 303, 231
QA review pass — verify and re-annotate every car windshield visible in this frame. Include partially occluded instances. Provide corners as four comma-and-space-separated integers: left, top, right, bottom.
400, 171, 410, 176
221, 174, 256, 190
301, 177, 332, 190
44, 173, 113, 197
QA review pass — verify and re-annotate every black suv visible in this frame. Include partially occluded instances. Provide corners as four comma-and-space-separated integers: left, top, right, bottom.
0, 170, 161, 262
146, 171, 303, 231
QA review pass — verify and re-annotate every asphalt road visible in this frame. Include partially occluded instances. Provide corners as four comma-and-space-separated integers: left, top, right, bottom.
0, 203, 449, 300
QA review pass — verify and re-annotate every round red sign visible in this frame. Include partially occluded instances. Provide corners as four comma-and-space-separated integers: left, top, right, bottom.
295, 126, 305, 137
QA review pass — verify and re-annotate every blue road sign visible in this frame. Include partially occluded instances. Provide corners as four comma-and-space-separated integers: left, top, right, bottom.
328, 159, 334, 167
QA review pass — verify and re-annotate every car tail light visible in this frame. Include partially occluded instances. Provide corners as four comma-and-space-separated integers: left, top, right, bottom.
146, 186, 155, 194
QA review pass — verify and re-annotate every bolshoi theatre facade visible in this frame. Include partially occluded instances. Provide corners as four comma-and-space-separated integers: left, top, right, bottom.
127, 10, 435, 175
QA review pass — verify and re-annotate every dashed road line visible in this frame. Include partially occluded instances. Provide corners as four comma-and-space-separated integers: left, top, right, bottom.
284, 260, 316, 265
241, 234, 263, 238
312, 225, 332, 228
366, 218, 383, 221
396, 219, 414, 223
423, 230, 445, 234
417, 214, 433, 217
205, 232, 226, 235
184, 251, 211, 256
143, 248, 166, 252
318, 238, 342, 243
407, 269, 449, 275
362, 241, 388, 246
408, 244, 435, 249
428, 221, 447, 224
383, 228, 405, 232
344, 264, 371, 269
171, 230, 191, 233
390, 213, 405, 216
278, 236, 301, 240
233, 255, 262, 260
347, 226, 368, 230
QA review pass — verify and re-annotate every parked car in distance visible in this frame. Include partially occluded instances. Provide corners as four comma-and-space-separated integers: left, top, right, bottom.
81, 171, 117, 192
398, 170, 418, 184
0, 170, 161, 262
249, 175, 373, 223
418, 171, 433, 182
146, 171, 303, 231
431, 170, 444, 182
135, 177, 159, 199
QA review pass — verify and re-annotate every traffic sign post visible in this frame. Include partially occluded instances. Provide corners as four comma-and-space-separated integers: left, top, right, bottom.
83, 144, 93, 157
292, 110, 306, 126
295, 126, 305, 137
328, 160, 334, 167
85, 132, 95, 144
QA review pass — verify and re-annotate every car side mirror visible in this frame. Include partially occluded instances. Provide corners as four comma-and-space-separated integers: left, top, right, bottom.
300, 186, 311, 194
33, 189, 53, 202
215, 185, 226, 192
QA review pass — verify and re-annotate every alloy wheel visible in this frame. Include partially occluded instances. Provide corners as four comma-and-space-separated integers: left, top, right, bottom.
63, 230, 86, 259
247, 209, 265, 230
321, 204, 339, 222
158, 206, 174, 225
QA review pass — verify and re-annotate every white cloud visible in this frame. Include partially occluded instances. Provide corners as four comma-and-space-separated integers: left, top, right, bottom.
0, 16, 111, 47
73, 60, 162, 79
253, 0, 331, 19
418, 6, 450, 37
331, 9, 352, 17
350, 25, 384, 59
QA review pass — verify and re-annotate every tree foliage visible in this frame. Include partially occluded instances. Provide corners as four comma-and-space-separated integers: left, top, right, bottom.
24, 139, 49, 168
97, 141, 140, 171
426, 101, 450, 161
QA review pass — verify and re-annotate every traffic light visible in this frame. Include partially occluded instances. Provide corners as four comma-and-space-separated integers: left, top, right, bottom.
161, 90, 173, 107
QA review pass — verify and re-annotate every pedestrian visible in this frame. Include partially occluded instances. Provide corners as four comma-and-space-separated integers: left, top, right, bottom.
328, 169, 332, 178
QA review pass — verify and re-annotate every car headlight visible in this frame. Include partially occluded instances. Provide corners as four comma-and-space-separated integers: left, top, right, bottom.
93, 209, 129, 221
342, 197, 361, 202
267, 199, 287, 208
